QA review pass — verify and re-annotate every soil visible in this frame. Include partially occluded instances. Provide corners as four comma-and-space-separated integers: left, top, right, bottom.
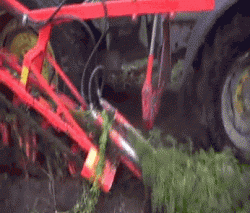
95, 164, 146, 213
0, 174, 83, 213
106, 86, 207, 147
0, 162, 147, 213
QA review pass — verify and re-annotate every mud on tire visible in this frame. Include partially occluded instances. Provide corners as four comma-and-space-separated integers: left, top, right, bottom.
181, 7, 250, 162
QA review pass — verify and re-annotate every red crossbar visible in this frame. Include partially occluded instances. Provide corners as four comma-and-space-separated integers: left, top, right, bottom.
2, 0, 214, 24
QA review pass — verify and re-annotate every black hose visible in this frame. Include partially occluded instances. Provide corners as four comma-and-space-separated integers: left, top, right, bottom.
46, 0, 68, 24
88, 65, 104, 106
80, 0, 109, 103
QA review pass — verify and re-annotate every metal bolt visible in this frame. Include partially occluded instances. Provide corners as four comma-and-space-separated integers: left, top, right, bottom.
22, 14, 28, 26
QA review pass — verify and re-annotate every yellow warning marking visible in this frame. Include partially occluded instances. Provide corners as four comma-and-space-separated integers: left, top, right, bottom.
20, 66, 29, 85
85, 147, 99, 178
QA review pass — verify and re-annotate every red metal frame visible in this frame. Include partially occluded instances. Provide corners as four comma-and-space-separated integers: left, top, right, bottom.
0, 48, 142, 191
0, 0, 214, 192
0, 122, 9, 147
2, 0, 214, 23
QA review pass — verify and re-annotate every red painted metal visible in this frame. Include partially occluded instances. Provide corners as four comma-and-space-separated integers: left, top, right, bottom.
0, 0, 215, 192
100, 99, 132, 126
18, 27, 96, 153
46, 53, 88, 110
57, 93, 79, 110
22, 24, 52, 85
142, 14, 168, 130
31, 130, 38, 163
99, 159, 117, 193
142, 53, 165, 129
81, 147, 117, 193
120, 155, 141, 178
1, 0, 214, 24
142, 54, 154, 130
25, 131, 31, 159
0, 122, 9, 147
0, 52, 141, 190
0, 49, 41, 90
0, 64, 96, 154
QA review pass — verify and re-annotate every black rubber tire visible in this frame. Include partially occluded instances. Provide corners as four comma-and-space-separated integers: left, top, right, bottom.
180, 8, 250, 162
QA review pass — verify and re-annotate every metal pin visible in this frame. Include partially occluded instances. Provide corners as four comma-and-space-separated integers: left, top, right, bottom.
22, 14, 28, 26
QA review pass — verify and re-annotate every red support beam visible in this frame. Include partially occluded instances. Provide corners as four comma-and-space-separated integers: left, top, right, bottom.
2, 0, 214, 23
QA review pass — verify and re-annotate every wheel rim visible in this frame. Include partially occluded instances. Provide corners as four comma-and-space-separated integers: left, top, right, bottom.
1, 19, 57, 85
8, 30, 53, 81
221, 52, 250, 160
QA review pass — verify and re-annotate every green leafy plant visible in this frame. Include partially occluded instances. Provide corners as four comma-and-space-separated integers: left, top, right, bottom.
132, 129, 250, 213
67, 110, 250, 213
66, 110, 113, 213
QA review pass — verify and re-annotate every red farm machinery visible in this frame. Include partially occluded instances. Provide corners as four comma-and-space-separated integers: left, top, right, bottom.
0, 0, 217, 201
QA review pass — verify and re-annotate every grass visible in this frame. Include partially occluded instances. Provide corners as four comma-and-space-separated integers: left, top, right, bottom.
61, 122, 250, 213
132, 128, 250, 213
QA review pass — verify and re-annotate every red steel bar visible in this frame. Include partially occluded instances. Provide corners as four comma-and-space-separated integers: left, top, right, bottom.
0, 66, 96, 153
0, 122, 9, 147
0, 0, 215, 190
46, 53, 88, 110
1, 0, 214, 24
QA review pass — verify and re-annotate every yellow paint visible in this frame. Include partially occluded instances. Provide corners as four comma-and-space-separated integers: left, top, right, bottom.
85, 147, 99, 179
234, 68, 250, 114
20, 66, 29, 85
8, 30, 57, 86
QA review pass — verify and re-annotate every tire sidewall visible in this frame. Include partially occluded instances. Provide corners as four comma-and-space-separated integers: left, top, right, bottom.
190, 12, 250, 160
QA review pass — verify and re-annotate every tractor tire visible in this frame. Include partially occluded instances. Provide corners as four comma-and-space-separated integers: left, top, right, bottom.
183, 10, 250, 162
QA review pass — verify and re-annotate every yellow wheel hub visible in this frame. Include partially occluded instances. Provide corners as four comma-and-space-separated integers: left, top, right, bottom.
234, 67, 250, 116
1, 19, 57, 85
9, 30, 55, 83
